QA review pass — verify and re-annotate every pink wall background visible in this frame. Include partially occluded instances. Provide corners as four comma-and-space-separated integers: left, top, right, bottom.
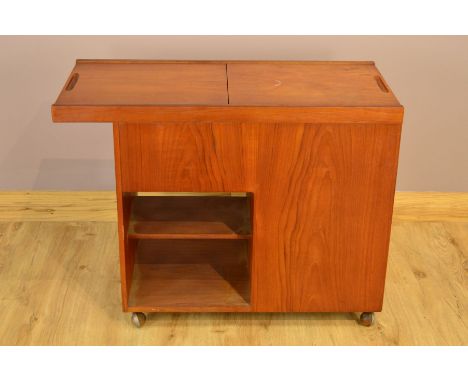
1, 36, 467, 191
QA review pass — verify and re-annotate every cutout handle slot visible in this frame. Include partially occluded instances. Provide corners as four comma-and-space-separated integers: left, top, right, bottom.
66, 73, 79, 91
375, 76, 389, 93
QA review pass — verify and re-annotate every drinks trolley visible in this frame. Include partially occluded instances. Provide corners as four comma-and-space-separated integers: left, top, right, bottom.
52, 60, 403, 327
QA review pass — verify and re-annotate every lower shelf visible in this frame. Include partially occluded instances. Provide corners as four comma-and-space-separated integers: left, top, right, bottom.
128, 240, 251, 312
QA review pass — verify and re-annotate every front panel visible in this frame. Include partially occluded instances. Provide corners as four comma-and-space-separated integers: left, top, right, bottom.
251, 123, 401, 312
116, 122, 401, 312
118, 122, 251, 192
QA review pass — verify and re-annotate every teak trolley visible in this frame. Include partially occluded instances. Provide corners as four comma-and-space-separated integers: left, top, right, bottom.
52, 60, 403, 328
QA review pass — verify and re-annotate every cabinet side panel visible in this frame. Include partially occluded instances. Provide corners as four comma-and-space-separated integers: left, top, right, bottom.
252, 123, 401, 312
113, 123, 134, 310
118, 123, 251, 192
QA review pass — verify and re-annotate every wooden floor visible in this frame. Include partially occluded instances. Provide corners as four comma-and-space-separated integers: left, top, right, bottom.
0, 192, 467, 345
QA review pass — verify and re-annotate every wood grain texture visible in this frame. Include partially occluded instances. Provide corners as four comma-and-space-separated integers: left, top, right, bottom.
54, 60, 398, 107
51, 60, 403, 124
2, 192, 467, 222
227, 62, 400, 107
128, 222, 251, 240
117, 122, 401, 312
51, 105, 403, 124
129, 264, 250, 312
54, 62, 228, 106
128, 195, 251, 240
118, 123, 250, 192
393, 192, 468, 222
128, 240, 251, 312
113, 124, 134, 310
0, 191, 117, 221
251, 123, 401, 312
0, 218, 466, 345
50, 60, 405, 316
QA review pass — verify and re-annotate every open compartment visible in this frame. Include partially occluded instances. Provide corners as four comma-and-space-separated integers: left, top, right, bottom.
128, 239, 251, 311
127, 193, 252, 240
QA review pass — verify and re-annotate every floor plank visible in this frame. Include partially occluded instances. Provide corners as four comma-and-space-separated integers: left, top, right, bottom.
1, 191, 468, 222
0, 192, 467, 345
0, 192, 468, 345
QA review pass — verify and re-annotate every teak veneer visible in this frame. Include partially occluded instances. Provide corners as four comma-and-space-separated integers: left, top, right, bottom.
52, 60, 404, 327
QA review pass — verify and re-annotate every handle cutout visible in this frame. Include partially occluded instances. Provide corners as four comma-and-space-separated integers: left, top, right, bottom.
375, 76, 389, 93
66, 73, 79, 91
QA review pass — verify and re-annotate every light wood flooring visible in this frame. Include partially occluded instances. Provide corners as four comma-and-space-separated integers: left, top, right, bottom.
0, 192, 466, 345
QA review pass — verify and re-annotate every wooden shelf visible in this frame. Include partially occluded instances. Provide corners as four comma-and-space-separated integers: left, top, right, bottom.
127, 195, 252, 240
128, 221, 251, 240
128, 240, 251, 312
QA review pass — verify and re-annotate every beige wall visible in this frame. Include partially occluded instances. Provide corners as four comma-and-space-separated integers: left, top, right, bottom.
0, 36, 467, 191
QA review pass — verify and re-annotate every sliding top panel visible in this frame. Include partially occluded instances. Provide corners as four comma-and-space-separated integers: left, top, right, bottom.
227, 62, 401, 107
54, 61, 228, 106
51, 60, 403, 124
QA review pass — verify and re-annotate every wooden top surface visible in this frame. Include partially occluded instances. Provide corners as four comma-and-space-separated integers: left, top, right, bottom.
54, 61, 229, 106
52, 60, 403, 123
227, 62, 400, 107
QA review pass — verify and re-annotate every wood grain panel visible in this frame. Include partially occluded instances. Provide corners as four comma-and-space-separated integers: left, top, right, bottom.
113, 124, 134, 310
117, 122, 401, 312
227, 62, 400, 107
51, 60, 403, 124
51, 105, 403, 124
252, 123, 401, 312
54, 62, 228, 106
118, 123, 252, 192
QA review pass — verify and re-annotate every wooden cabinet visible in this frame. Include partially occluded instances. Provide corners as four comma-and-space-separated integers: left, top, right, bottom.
52, 60, 403, 327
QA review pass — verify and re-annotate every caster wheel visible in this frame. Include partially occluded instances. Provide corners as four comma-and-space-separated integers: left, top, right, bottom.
359, 312, 375, 327
131, 312, 146, 328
